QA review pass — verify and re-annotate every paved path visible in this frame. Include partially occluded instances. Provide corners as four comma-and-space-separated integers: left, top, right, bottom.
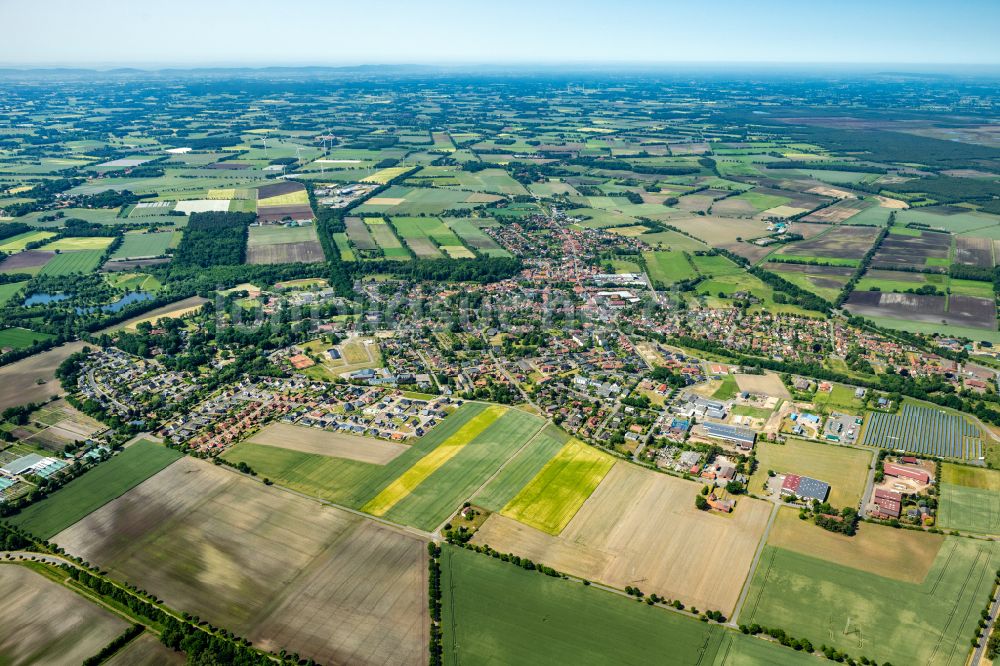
857, 446, 879, 518
729, 499, 781, 627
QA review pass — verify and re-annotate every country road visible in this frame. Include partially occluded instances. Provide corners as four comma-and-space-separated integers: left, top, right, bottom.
729, 499, 781, 627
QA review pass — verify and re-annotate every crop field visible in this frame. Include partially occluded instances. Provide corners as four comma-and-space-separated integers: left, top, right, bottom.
862, 403, 983, 458
478, 462, 772, 614
224, 402, 489, 507
364, 218, 410, 259
500, 438, 616, 534
954, 236, 994, 268
938, 464, 1000, 534
767, 263, 854, 301
776, 226, 881, 261
246, 421, 408, 464
846, 290, 996, 333
749, 439, 871, 507
872, 229, 951, 269
743, 535, 997, 666
362, 166, 411, 184
0, 341, 87, 411
0, 230, 56, 252
0, 565, 129, 665
390, 216, 465, 246
643, 250, 699, 285
104, 632, 184, 666
472, 423, 570, 512
0, 326, 54, 349
9, 439, 183, 538
54, 456, 428, 665
330, 232, 356, 260
38, 250, 104, 275
111, 231, 174, 259
0, 249, 54, 274
344, 216, 377, 250
441, 544, 728, 666
800, 199, 871, 224
712, 631, 816, 665
40, 236, 114, 251
256, 189, 309, 208
0, 280, 27, 305
245, 224, 325, 264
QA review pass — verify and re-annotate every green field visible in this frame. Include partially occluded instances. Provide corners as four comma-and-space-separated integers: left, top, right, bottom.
742, 538, 998, 666
749, 438, 871, 507
364, 218, 411, 259
0, 326, 55, 349
472, 423, 569, 512
38, 250, 104, 276
0, 230, 56, 252
105, 272, 162, 292
712, 631, 816, 666
939, 464, 1000, 534
330, 232, 356, 261
379, 408, 545, 530
690, 253, 742, 276
39, 237, 114, 251
642, 250, 698, 285
810, 383, 866, 413
390, 216, 465, 246
223, 403, 491, 509
441, 544, 734, 666
8, 440, 182, 539
111, 231, 174, 259
444, 218, 511, 257
0, 280, 27, 305
500, 438, 615, 535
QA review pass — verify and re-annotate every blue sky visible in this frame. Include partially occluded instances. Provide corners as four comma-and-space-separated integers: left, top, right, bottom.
2, 0, 999, 67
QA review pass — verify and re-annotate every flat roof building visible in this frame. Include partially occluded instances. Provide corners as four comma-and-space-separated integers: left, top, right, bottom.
701, 422, 756, 450
780, 473, 830, 502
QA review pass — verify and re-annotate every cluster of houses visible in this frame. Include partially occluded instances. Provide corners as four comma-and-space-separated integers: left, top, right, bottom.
283, 391, 455, 442
77, 348, 197, 421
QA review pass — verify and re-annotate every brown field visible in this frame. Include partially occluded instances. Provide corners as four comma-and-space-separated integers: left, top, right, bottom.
955, 236, 994, 268
100, 296, 209, 334
778, 225, 881, 260
246, 240, 326, 264
767, 507, 943, 583
23, 399, 104, 452
0, 249, 54, 273
801, 199, 869, 224
734, 372, 791, 399
473, 462, 772, 614
0, 564, 128, 665
668, 214, 766, 246
246, 422, 407, 464
402, 236, 442, 259
104, 632, 184, 666
806, 185, 857, 199
0, 341, 87, 411
54, 457, 428, 666
345, 216, 377, 250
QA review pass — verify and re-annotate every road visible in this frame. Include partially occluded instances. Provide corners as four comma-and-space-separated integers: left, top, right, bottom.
481, 331, 539, 411
729, 499, 781, 627
857, 446, 879, 518
972, 585, 1000, 665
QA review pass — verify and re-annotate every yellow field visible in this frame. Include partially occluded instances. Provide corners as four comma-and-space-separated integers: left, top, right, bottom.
0, 230, 56, 252
607, 225, 650, 237
362, 405, 506, 516
942, 463, 1000, 490
40, 237, 114, 251
500, 438, 615, 535
362, 167, 410, 184
257, 190, 309, 207
206, 188, 236, 199
766, 506, 943, 583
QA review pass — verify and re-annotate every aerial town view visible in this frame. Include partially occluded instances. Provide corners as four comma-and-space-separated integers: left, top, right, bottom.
1, 1, 1000, 664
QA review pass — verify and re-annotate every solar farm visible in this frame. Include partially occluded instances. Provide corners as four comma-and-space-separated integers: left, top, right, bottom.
861, 404, 983, 459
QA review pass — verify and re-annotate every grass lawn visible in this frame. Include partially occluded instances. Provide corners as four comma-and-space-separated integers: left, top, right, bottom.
7, 440, 182, 539
749, 439, 871, 507
441, 544, 731, 666
810, 383, 866, 414
939, 464, 1000, 534
712, 375, 740, 400
0, 280, 27, 305
472, 423, 569, 512
38, 250, 104, 276
500, 438, 615, 535
742, 536, 994, 666
0, 327, 55, 349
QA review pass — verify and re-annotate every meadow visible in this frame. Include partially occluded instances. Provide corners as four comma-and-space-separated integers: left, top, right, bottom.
441, 544, 729, 666
39, 236, 114, 251
643, 250, 699, 286
38, 250, 104, 276
8, 439, 183, 538
0, 326, 55, 349
938, 464, 1000, 534
749, 438, 871, 507
111, 231, 175, 259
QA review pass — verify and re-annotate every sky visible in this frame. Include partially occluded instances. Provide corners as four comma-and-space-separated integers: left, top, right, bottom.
2, 0, 999, 68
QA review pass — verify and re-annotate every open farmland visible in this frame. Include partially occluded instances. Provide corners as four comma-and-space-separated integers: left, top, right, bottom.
103, 633, 184, 666
245, 223, 325, 264
938, 464, 1000, 534
54, 456, 428, 666
478, 461, 772, 614
0, 326, 54, 349
643, 250, 699, 286
472, 423, 569, 512
0, 249, 55, 274
441, 544, 731, 666
246, 421, 407, 464
0, 565, 129, 665
9, 439, 183, 538
0, 230, 56, 252
444, 218, 510, 256
39, 236, 114, 251
365, 217, 410, 259
845, 290, 996, 334
111, 231, 174, 260
871, 229, 951, 269
39, 250, 104, 275
743, 528, 995, 666
749, 438, 871, 507
775, 225, 881, 262
0, 341, 87, 410
344, 216, 377, 250
766, 262, 854, 301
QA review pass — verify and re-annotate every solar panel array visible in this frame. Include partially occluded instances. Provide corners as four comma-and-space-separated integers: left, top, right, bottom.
863, 405, 982, 459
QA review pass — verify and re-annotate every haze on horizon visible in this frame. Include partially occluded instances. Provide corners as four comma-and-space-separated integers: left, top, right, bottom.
2, 0, 999, 69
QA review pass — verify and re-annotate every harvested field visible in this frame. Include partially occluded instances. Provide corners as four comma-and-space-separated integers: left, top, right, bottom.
345, 216, 377, 250
477, 462, 772, 614
54, 457, 428, 666
0, 341, 87, 410
845, 290, 996, 331
246, 232, 325, 264
256, 180, 304, 198
100, 296, 208, 334
0, 249, 54, 273
872, 230, 951, 268
800, 199, 870, 224
734, 372, 790, 399
103, 632, 184, 666
255, 205, 315, 224
0, 564, 128, 665
246, 422, 407, 464
776, 225, 880, 261
954, 236, 993, 268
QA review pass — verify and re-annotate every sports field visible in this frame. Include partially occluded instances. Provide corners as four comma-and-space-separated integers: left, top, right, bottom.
0, 565, 128, 664
38, 250, 104, 276
111, 231, 174, 259
743, 529, 995, 666
939, 463, 1000, 534
749, 438, 871, 507
500, 438, 615, 534
9, 439, 182, 538
54, 456, 428, 666
441, 544, 728, 666
478, 462, 772, 614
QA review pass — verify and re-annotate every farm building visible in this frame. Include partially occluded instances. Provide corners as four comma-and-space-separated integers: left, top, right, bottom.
0, 453, 68, 480
701, 422, 756, 450
780, 474, 830, 502
883, 463, 931, 485
871, 488, 902, 519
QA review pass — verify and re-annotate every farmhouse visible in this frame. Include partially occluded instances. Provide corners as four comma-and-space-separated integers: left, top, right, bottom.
780, 474, 830, 502
883, 462, 931, 485
701, 422, 756, 450
871, 488, 902, 519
